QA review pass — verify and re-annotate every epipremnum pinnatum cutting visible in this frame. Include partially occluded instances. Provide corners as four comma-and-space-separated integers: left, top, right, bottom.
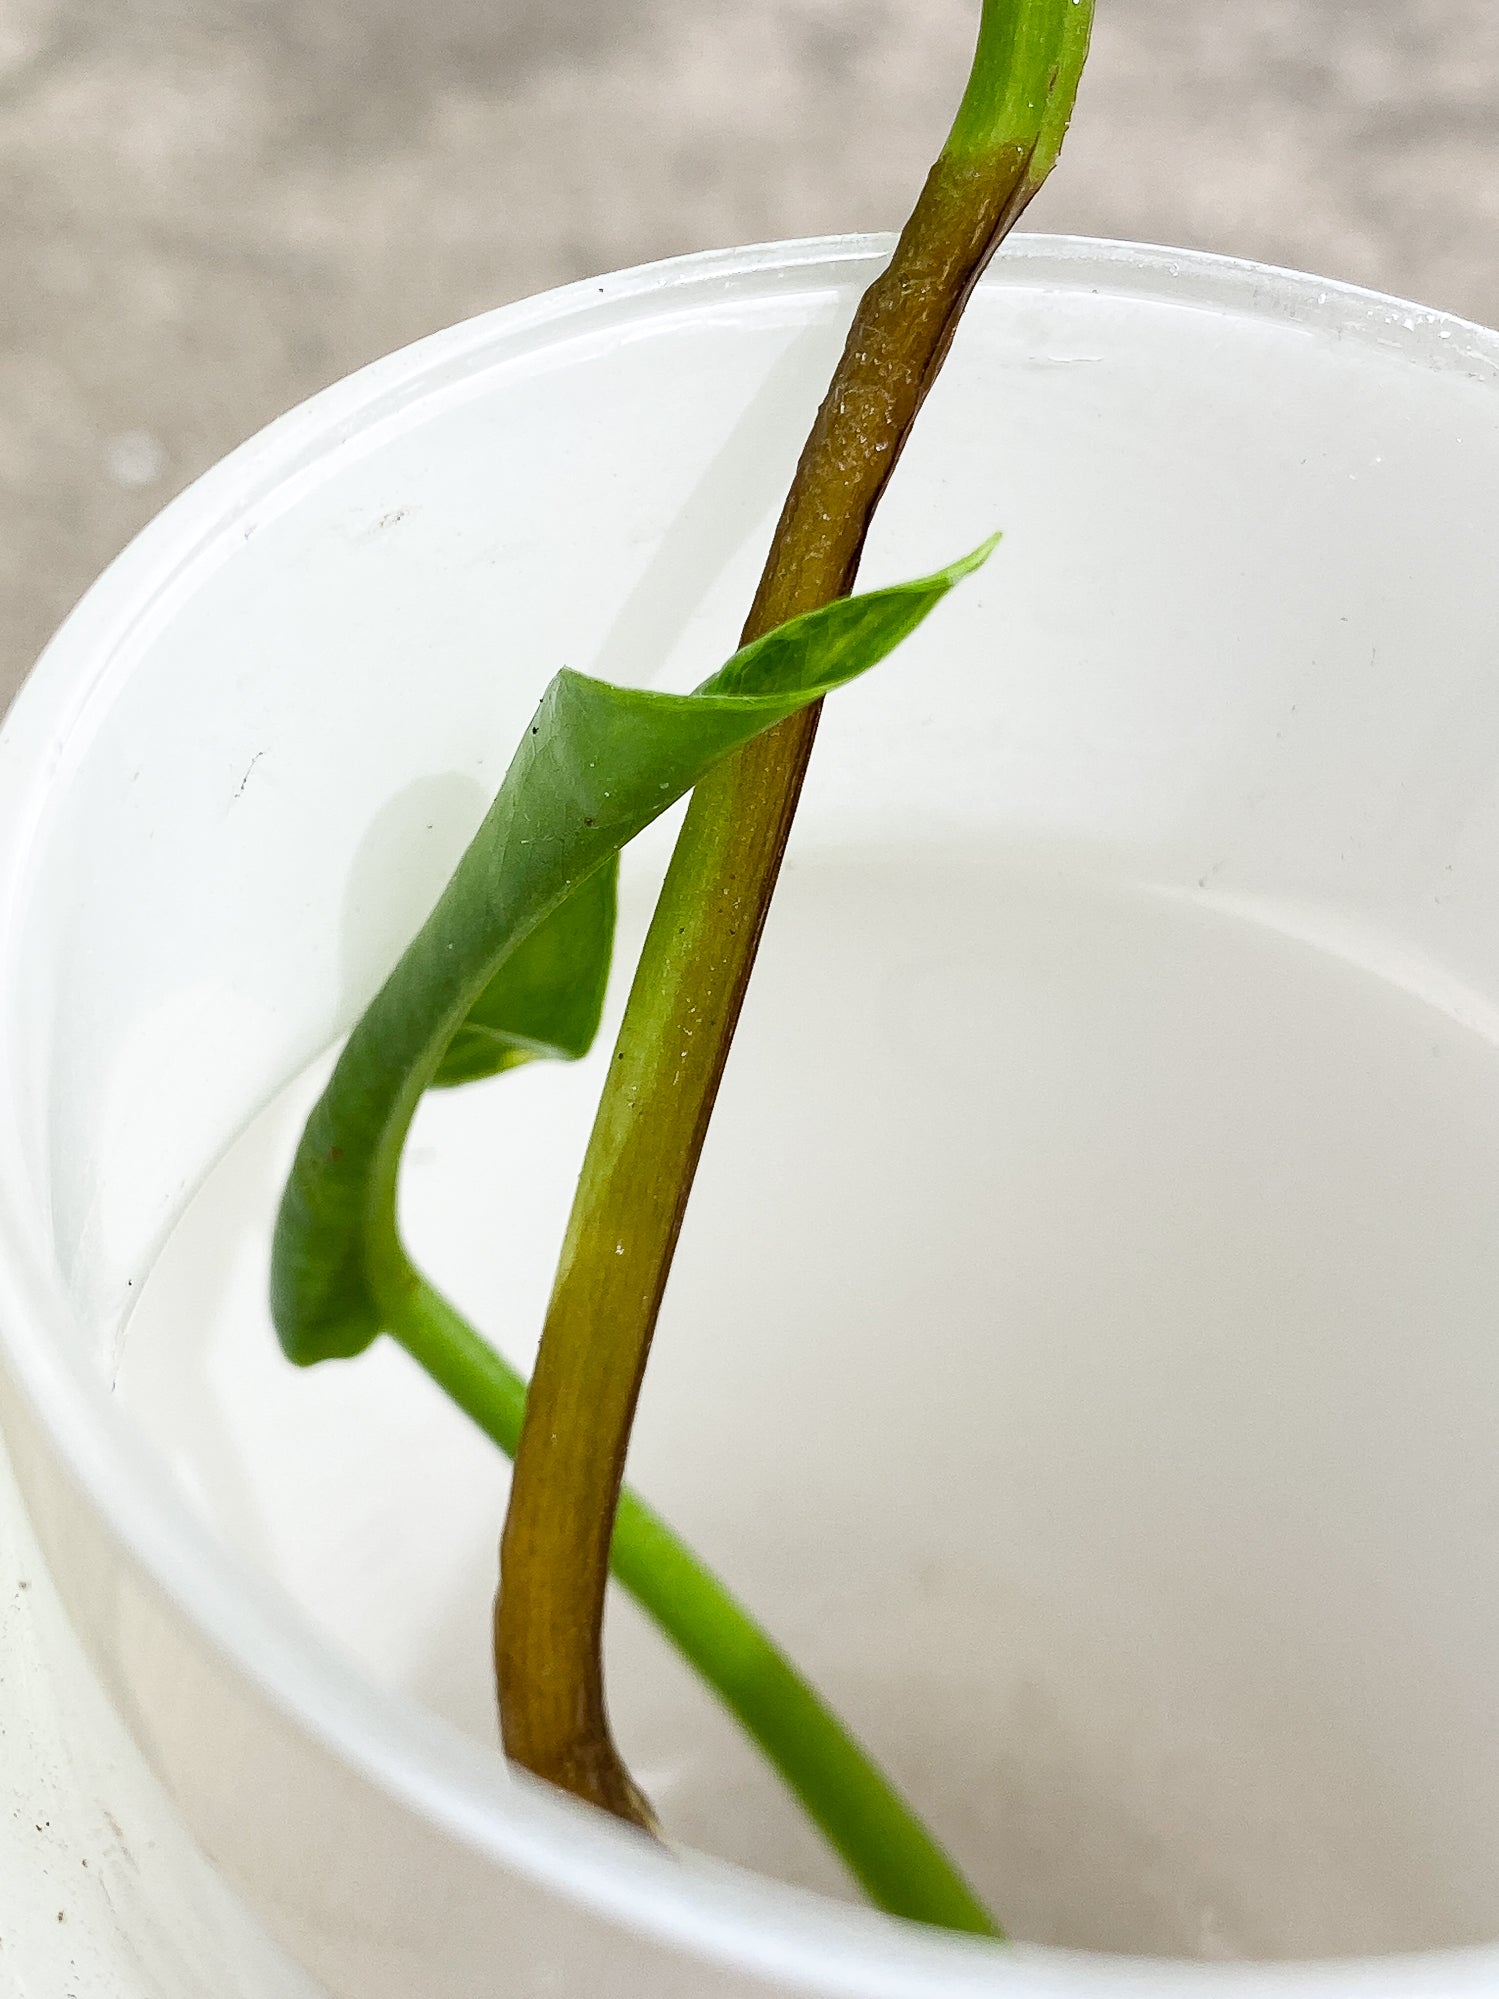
273, 0, 1094, 1942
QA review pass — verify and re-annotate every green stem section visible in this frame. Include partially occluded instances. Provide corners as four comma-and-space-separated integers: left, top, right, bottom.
387, 1269, 998, 1935
497, 0, 1092, 1852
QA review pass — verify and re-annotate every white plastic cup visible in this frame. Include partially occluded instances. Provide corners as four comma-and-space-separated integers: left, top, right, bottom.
1, 236, 1498, 1998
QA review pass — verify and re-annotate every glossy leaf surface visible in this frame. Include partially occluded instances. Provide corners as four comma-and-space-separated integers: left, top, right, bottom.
431, 859, 617, 1088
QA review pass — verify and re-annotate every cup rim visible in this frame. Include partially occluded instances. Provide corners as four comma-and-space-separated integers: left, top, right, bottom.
1, 233, 1497, 1998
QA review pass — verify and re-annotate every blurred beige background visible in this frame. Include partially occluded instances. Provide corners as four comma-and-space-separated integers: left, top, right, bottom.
2, 0, 1496, 707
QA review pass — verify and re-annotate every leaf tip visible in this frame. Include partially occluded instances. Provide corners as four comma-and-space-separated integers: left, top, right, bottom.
946, 531, 1002, 584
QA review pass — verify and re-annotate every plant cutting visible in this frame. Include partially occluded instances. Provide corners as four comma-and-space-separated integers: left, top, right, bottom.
5, 0, 1492, 1987
271, 0, 1091, 1940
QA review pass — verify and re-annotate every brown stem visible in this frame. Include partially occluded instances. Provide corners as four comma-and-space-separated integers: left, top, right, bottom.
495, 146, 1038, 1825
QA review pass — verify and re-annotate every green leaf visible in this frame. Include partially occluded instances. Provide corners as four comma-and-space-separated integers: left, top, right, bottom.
431, 858, 617, 1087
269, 535, 997, 1368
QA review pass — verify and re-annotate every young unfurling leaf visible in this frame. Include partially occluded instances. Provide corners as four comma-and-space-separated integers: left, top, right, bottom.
271, 539, 995, 1368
